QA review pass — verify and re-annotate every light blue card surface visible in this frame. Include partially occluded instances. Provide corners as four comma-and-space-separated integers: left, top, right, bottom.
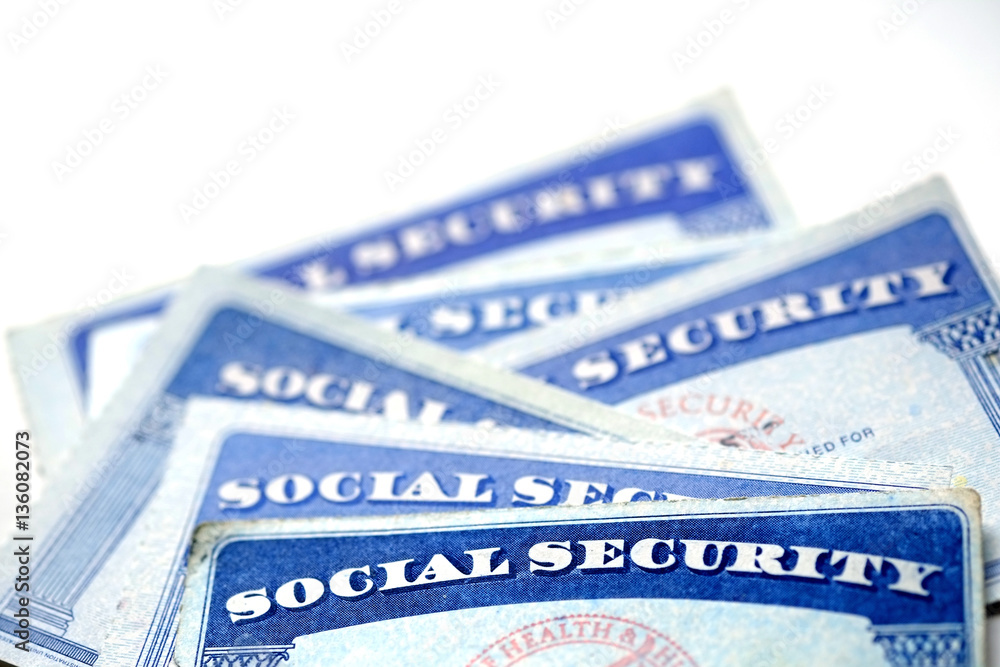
9, 91, 794, 462
103, 399, 953, 666
479, 177, 1000, 604
0, 269, 675, 667
173, 487, 984, 666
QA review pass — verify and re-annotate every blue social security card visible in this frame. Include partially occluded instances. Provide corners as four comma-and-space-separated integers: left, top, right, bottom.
105, 398, 953, 666
173, 485, 985, 666
317, 231, 755, 352
0, 268, 680, 667
478, 176, 1000, 605
8, 91, 794, 463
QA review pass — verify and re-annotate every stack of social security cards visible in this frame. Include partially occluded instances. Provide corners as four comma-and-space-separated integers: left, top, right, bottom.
2, 91, 992, 666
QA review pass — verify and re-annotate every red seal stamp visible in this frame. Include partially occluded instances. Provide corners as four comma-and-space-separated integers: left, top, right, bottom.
466, 613, 698, 666
636, 392, 805, 451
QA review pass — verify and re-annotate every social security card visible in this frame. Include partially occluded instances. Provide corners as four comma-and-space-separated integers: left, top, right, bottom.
174, 488, 985, 666
478, 176, 1000, 605
106, 398, 955, 667
0, 269, 675, 667
319, 232, 756, 352
9, 90, 794, 461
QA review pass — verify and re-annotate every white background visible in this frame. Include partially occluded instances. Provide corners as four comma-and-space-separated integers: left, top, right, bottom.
1, 0, 999, 661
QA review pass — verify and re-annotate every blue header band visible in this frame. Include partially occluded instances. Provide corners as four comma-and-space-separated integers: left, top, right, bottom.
201, 505, 969, 649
